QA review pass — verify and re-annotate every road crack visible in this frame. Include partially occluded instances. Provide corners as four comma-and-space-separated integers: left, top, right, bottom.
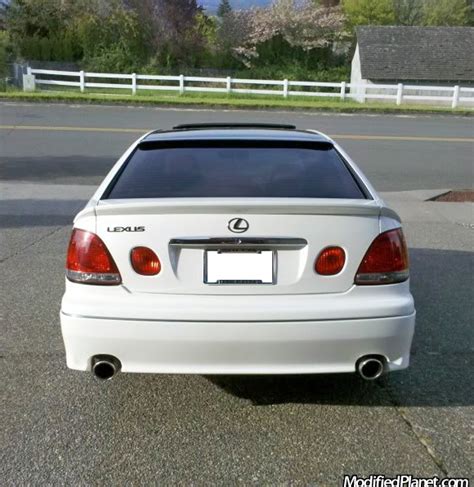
378, 383, 449, 476
0, 225, 65, 264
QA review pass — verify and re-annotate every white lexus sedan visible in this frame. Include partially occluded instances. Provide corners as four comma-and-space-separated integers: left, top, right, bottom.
60, 123, 415, 381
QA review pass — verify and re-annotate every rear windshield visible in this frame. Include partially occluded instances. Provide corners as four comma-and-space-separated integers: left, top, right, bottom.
104, 141, 366, 200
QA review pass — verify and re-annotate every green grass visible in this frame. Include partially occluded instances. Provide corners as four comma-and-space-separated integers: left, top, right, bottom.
1, 87, 472, 115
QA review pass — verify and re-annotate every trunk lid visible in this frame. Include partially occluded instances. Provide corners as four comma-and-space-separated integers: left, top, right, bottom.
93, 198, 382, 295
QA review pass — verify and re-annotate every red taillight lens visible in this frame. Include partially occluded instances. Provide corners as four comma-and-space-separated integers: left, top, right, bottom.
355, 228, 409, 285
130, 247, 161, 276
315, 246, 346, 275
66, 229, 121, 285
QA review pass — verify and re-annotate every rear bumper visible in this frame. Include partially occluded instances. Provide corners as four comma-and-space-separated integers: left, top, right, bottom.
60, 312, 415, 375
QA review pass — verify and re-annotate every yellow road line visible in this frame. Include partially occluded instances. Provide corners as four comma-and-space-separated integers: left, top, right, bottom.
0, 124, 473, 143
329, 134, 474, 143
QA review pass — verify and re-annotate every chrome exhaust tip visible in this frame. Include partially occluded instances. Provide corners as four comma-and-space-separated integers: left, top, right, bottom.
356, 356, 385, 381
91, 355, 121, 381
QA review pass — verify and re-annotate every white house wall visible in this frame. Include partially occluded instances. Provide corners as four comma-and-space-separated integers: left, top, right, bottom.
350, 44, 366, 102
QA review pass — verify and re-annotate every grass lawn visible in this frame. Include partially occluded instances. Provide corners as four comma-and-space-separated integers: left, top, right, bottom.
1, 87, 472, 115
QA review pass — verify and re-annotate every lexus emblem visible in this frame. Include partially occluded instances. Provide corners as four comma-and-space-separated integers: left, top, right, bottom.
228, 218, 249, 233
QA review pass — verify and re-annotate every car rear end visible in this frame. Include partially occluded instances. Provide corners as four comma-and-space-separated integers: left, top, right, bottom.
60, 125, 415, 379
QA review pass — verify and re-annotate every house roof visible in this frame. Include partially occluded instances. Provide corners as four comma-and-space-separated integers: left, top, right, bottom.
356, 26, 474, 82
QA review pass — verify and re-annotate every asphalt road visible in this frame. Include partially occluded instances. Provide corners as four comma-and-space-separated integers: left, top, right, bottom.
1, 103, 473, 485
1, 102, 473, 190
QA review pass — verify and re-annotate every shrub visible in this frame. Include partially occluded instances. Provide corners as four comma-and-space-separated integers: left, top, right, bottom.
0, 31, 13, 89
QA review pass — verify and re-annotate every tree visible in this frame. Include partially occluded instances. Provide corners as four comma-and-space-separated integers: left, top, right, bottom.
422, 0, 470, 26
76, 1, 148, 71
6, 0, 86, 61
342, 0, 395, 26
392, 0, 424, 25
217, 0, 232, 19
0, 31, 13, 82
0, 0, 9, 30
216, 8, 252, 67
7, 0, 66, 39
126, 0, 206, 68
231, 0, 348, 67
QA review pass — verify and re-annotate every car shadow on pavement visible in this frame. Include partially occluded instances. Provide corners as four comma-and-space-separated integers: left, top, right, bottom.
0, 200, 88, 228
0, 214, 74, 228
206, 247, 474, 407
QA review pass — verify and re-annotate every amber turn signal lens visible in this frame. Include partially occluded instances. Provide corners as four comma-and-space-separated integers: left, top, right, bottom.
130, 247, 161, 276
315, 246, 346, 275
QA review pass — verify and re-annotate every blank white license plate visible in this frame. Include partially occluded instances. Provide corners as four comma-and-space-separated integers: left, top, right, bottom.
205, 250, 274, 284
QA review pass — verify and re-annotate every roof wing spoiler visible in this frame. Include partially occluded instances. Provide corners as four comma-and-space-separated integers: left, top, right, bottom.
172, 123, 296, 130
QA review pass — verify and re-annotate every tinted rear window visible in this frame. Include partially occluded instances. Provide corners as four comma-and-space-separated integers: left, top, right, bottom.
104, 141, 366, 199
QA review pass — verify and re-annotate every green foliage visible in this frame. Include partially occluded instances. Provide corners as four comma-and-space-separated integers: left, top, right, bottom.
7, 0, 83, 61
7, 0, 148, 67
7, 0, 65, 38
6, 0, 471, 84
422, 0, 470, 26
16, 32, 78, 61
342, 0, 395, 26
4, 0, 351, 82
249, 35, 345, 75
197, 11, 218, 43
0, 31, 13, 83
217, 0, 232, 18
193, 12, 219, 66
235, 64, 350, 82
392, 0, 424, 25
75, 2, 148, 71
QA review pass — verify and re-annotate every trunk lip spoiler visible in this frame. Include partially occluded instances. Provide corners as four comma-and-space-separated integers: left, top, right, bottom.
94, 197, 396, 218
97, 197, 377, 208
76, 198, 400, 223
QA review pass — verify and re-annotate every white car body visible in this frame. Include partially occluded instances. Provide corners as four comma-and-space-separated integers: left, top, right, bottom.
60, 125, 415, 378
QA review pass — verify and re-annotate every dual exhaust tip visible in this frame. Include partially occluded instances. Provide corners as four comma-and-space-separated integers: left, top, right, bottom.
356, 356, 386, 381
91, 354, 386, 381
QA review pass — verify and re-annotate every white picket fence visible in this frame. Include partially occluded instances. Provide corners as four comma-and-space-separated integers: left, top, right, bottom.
25, 67, 474, 108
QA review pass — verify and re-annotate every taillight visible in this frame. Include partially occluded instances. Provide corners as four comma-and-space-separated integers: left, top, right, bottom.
355, 228, 409, 285
66, 229, 121, 285
130, 247, 161, 276
315, 246, 346, 275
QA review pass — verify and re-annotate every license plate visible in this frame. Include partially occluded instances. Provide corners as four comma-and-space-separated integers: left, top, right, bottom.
204, 250, 274, 284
